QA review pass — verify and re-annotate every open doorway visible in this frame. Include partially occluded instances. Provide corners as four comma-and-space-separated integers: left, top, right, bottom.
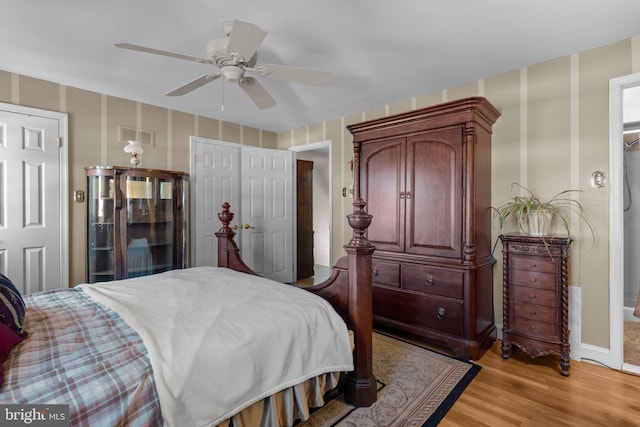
291, 141, 332, 285
609, 72, 640, 374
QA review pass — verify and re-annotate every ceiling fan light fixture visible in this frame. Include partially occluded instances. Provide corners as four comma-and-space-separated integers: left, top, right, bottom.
221, 65, 244, 83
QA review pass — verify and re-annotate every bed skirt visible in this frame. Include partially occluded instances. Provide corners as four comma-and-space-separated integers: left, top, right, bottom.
217, 372, 341, 427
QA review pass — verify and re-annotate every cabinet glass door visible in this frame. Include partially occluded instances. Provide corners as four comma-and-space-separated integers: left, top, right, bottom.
87, 174, 115, 283
124, 175, 175, 278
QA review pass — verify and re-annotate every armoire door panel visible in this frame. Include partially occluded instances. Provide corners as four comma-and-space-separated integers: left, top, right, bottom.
406, 128, 463, 258
361, 139, 405, 252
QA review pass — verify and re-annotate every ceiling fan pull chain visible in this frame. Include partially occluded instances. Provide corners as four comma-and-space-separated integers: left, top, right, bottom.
221, 79, 225, 112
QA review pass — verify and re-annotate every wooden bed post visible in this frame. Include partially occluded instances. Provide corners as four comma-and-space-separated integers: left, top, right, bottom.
343, 140, 378, 407
215, 203, 256, 275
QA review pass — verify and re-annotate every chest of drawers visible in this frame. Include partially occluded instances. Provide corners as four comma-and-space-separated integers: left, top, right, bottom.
499, 235, 571, 375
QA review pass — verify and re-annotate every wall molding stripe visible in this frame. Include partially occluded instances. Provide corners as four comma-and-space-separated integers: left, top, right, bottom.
167, 110, 172, 170
11, 73, 18, 104
570, 53, 581, 284
520, 67, 528, 188
136, 102, 142, 131
100, 95, 107, 166
633, 36, 640, 73
59, 85, 67, 113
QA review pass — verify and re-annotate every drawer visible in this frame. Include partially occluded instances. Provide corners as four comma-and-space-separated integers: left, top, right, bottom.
401, 265, 463, 299
508, 242, 563, 257
510, 270, 556, 290
511, 254, 557, 274
372, 287, 464, 336
371, 260, 400, 287
510, 285, 557, 307
511, 315, 558, 338
511, 301, 557, 323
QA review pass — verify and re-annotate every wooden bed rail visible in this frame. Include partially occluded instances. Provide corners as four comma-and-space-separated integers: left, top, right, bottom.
215, 143, 377, 407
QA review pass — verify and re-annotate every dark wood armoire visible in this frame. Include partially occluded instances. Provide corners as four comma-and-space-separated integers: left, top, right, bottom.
348, 97, 500, 359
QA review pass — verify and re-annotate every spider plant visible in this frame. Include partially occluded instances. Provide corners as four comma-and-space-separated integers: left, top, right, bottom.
492, 183, 595, 244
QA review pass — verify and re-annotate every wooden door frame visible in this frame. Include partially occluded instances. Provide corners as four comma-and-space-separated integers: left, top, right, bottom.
609, 72, 640, 374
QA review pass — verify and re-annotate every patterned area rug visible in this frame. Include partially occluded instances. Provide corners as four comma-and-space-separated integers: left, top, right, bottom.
301, 332, 480, 427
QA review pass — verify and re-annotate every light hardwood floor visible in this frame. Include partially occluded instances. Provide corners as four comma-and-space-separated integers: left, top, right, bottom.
441, 341, 640, 426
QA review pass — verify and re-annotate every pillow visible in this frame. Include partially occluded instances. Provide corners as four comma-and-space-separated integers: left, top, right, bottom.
0, 274, 25, 333
0, 323, 23, 387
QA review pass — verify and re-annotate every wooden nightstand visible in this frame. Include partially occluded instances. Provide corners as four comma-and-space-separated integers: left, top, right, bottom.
499, 234, 571, 376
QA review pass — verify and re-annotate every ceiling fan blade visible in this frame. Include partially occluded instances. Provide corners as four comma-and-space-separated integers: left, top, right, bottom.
238, 77, 276, 109
115, 43, 212, 64
252, 64, 332, 85
166, 73, 221, 96
225, 20, 267, 62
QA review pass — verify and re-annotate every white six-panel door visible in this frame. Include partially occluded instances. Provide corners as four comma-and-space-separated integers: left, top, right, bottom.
0, 104, 68, 294
192, 138, 240, 267
240, 146, 293, 283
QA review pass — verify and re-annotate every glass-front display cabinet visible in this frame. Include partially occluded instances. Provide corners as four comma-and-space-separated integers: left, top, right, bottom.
86, 166, 189, 283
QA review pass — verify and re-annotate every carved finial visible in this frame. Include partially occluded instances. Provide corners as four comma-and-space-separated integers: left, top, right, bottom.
346, 141, 373, 249
347, 198, 372, 248
217, 202, 235, 235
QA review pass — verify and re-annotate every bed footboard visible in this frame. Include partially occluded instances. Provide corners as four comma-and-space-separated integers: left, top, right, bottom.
215, 199, 377, 407
215, 139, 376, 407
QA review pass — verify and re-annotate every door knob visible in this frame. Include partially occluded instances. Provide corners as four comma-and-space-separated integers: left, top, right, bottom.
242, 224, 255, 229
231, 225, 239, 231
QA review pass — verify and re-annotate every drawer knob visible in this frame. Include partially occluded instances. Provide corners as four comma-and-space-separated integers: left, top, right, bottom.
531, 263, 537, 267
425, 275, 434, 286
436, 307, 445, 319
530, 294, 537, 299
372, 268, 379, 277
530, 311, 537, 316
530, 278, 537, 283
529, 324, 536, 330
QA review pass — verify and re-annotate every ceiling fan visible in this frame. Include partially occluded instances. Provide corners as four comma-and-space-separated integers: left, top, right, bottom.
115, 19, 332, 109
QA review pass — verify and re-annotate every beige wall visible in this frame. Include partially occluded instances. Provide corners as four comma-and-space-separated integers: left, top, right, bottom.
277, 36, 640, 349
0, 70, 278, 288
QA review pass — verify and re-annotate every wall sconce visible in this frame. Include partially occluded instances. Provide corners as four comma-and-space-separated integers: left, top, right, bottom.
124, 140, 144, 167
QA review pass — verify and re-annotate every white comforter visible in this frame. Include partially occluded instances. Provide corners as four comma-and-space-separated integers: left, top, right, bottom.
80, 267, 354, 427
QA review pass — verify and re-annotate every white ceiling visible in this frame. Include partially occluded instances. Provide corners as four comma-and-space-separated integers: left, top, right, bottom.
2, 1, 640, 133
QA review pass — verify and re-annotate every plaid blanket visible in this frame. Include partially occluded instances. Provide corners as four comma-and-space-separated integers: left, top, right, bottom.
0, 288, 163, 427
